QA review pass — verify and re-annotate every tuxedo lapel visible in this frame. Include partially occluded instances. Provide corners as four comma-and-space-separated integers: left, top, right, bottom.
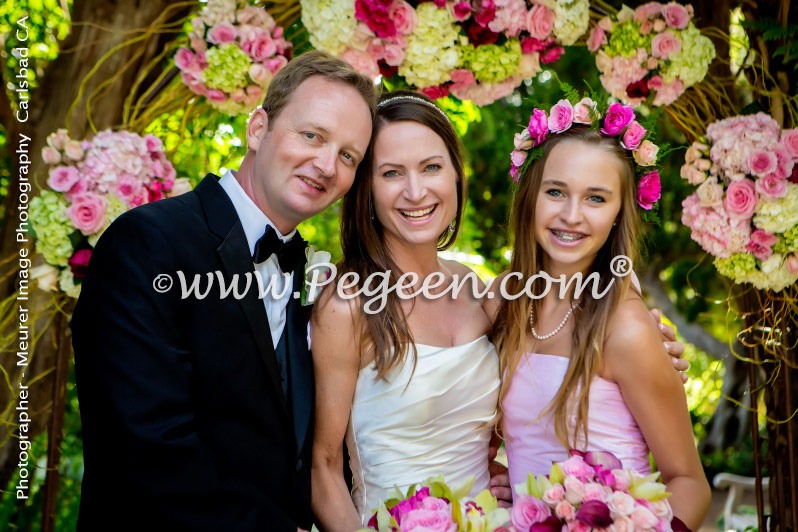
284, 268, 314, 455
195, 175, 290, 418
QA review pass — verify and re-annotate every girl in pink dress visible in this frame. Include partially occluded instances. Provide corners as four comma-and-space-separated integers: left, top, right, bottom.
489, 102, 711, 529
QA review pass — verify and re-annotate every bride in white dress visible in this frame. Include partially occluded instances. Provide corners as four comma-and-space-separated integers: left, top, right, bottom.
310, 92, 500, 530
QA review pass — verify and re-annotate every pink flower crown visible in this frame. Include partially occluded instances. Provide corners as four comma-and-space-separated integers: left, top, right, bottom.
510, 98, 663, 216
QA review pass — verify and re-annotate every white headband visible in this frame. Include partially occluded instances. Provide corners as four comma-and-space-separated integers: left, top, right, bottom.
377, 95, 451, 124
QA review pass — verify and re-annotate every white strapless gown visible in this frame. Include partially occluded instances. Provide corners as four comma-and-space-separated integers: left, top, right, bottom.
345, 335, 500, 524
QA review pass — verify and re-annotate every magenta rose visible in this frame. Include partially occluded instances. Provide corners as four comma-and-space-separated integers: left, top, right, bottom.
637, 170, 662, 210
540, 46, 565, 64
756, 173, 788, 199
651, 31, 682, 59
452, 1, 471, 20
512, 493, 552, 530
474, 0, 496, 27
390, 0, 418, 35
65, 193, 108, 235
466, 19, 500, 45
724, 178, 758, 219
528, 108, 548, 146
781, 128, 798, 157
207, 22, 237, 45
548, 99, 574, 133
748, 149, 778, 177
662, 2, 690, 29
68, 249, 93, 279
521, 36, 549, 52
421, 84, 449, 100
621, 120, 647, 150
601, 103, 636, 136
526, 4, 555, 40
48, 166, 80, 192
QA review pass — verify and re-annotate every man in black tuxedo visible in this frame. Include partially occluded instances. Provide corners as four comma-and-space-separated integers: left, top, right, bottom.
71, 51, 376, 531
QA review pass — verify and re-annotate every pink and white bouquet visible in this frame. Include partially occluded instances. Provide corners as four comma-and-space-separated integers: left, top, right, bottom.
176, 0, 292, 115
360, 476, 511, 532
302, 0, 590, 106
31, 129, 189, 298
587, 2, 715, 107
680, 113, 798, 292
511, 451, 680, 532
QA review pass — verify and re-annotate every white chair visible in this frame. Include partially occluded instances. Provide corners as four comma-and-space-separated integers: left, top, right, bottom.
713, 472, 769, 531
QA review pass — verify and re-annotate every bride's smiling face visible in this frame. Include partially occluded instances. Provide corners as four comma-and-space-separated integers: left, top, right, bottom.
371, 121, 459, 248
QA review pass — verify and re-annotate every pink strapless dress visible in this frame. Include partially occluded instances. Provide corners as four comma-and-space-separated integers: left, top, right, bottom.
503, 353, 651, 489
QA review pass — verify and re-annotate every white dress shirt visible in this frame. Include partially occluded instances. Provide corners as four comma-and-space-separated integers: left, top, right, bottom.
219, 170, 296, 349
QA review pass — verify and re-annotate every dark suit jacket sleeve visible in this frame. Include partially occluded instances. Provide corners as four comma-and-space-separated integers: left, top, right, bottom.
72, 213, 296, 532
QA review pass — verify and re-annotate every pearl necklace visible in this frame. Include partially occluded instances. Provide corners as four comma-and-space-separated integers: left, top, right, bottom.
529, 304, 574, 341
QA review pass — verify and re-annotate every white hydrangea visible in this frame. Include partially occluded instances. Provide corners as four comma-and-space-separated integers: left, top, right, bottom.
199, 0, 237, 26
742, 254, 798, 292
59, 269, 82, 299
398, 3, 463, 88
301, 0, 357, 55
553, 0, 590, 46
753, 183, 798, 234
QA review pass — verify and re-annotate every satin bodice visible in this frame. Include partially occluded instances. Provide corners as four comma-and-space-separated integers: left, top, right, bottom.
503, 353, 651, 490
346, 335, 499, 523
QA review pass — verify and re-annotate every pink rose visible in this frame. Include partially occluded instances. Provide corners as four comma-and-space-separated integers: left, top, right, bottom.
244, 85, 264, 107
230, 88, 246, 103
48, 166, 80, 192
249, 34, 277, 61
555, 500, 576, 520
650, 499, 674, 520
598, 16, 613, 31
746, 238, 775, 261
420, 497, 449, 512
559, 456, 594, 481
654, 18, 666, 31
511, 494, 552, 530
773, 145, 794, 179
400, 508, 456, 532
264, 55, 288, 74
611, 470, 631, 491
748, 149, 778, 177
340, 47, 379, 80
65, 178, 88, 202
608, 490, 636, 515
206, 89, 227, 103
114, 175, 142, 204
574, 97, 598, 124
542, 484, 565, 504
587, 25, 607, 52
651, 31, 681, 59
383, 43, 405, 66
390, 0, 418, 35
630, 506, 659, 529
563, 475, 585, 505
640, 19, 654, 35
756, 174, 788, 199
697, 177, 724, 207
367, 38, 385, 60
42, 146, 61, 165
622, 120, 647, 150
635, 2, 663, 21
47, 129, 69, 150
583, 483, 611, 502
780, 128, 798, 157
601, 103, 636, 136
638, 169, 662, 210
724, 178, 758, 218
65, 192, 108, 235
249, 63, 271, 84
175, 47, 196, 71
64, 140, 84, 161
514, 129, 534, 150
548, 99, 574, 133
167, 177, 193, 197
526, 4, 555, 40
634, 140, 659, 166
786, 254, 798, 274
144, 134, 163, 153
611, 515, 635, 532
511, 149, 528, 168
662, 2, 690, 29
528, 108, 548, 146
207, 22, 237, 45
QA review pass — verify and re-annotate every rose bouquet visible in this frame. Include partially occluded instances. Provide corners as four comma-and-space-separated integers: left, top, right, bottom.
360, 476, 511, 532
511, 451, 678, 532
680, 113, 798, 292
302, 0, 590, 106
31, 129, 190, 298
176, 0, 292, 115
587, 2, 715, 107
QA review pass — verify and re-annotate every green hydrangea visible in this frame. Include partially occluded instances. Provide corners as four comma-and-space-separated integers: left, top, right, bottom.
461, 40, 521, 84
774, 224, 798, 254
607, 20, 650, 57
399, 3, 462, 88
202, 43, 251, 93
660, 24, 715, 86
30, 190, 74, 267
753, 183, 798, 234
714, 253, 757, 282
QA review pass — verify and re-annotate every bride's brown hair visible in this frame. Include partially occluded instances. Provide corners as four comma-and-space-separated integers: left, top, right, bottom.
339, 91, 467, 380
493, 125, 642, 449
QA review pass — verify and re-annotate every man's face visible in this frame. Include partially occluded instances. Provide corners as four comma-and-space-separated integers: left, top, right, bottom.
247, 76, 373, 232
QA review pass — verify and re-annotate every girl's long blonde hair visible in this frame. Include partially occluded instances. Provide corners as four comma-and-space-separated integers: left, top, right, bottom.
493, 125, 642, 449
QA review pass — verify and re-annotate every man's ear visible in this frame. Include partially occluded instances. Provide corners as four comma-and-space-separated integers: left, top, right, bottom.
246, 108, 269, 151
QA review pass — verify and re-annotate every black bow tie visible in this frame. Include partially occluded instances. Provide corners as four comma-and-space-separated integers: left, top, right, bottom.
253, 225, 307, 272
